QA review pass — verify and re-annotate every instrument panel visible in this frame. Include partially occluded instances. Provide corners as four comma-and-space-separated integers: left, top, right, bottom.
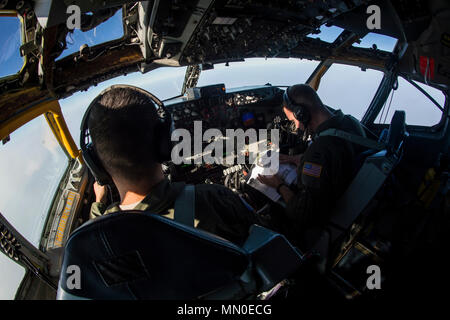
163, 84, 304, 211
164, 84, 284, 133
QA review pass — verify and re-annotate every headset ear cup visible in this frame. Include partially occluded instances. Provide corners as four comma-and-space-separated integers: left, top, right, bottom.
80, 104, 113, 186
285, 88, 311, 128
294, 108, 303, 122
155, 117, 173, 163
82, 144, 112, 186
294, 107, 311, 127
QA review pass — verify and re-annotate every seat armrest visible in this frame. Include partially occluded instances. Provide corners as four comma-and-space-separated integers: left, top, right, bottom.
243, 225, 303, 291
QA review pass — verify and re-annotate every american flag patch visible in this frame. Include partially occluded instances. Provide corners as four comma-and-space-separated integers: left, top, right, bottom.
302, 162, 322, 178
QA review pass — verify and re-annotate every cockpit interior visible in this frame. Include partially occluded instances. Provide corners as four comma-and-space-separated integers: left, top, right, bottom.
0, 0, 448, 303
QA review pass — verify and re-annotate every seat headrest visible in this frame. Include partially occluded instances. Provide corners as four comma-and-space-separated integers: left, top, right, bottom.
387, 110, 407, 155
57, 211, 250, 300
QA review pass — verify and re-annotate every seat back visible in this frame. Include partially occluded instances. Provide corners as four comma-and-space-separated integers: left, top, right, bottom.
386, 110, 407, 156
57, 211, 303, 300
312, 111, 407, 268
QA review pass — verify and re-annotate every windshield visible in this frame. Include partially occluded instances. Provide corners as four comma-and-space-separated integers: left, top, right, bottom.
375, 77, 446, 126
0, 15, 24, 78
317, 63, 385, 119
61, 58, 321, 144
0, 115, 68, 298
197, 58, 320, 88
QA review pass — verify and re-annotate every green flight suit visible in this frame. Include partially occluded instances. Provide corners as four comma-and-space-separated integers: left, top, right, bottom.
90, 179, 260, 244
284, 109, 367, 249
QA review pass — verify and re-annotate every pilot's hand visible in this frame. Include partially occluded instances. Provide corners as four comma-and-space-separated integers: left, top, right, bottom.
257, 174, 283, 189
279, 154, 302, 167
93, 182, 108, 204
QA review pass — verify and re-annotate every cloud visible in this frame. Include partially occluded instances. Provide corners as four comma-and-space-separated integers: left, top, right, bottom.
23, 159, 41, 176
40, 121, 61, 158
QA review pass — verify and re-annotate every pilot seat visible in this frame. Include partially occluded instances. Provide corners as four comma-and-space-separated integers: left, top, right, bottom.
56, 209, 304, 300
311, 110, 408, 272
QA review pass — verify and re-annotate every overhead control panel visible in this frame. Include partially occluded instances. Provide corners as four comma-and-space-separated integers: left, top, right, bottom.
179, 0, 373, 65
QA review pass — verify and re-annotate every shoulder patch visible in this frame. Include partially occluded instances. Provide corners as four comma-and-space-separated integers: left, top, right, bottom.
302, 162, 322, 178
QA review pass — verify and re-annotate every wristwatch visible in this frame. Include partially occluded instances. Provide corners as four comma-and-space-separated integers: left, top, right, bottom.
276, 183, 287, 194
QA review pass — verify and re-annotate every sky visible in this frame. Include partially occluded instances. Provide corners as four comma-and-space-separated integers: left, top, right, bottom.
0, 16, 23, 78
0, 116, 67, 299
0, 14, 446, 300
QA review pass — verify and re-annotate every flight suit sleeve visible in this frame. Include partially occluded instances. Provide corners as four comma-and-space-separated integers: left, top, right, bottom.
90, 201, 107, 220
284, 139, 333, 235
194, 184, 262, 244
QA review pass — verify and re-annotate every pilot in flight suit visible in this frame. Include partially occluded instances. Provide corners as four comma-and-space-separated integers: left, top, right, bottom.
257, 84, 366, 250
285, 109, 366, 248
85, 85, 260, 245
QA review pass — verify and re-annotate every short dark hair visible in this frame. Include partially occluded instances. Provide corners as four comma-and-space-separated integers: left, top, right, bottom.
288, 84, 324, 113
88, 86, 160, 182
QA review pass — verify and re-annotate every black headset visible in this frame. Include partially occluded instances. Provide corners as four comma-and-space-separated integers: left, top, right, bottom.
283, 87, 311, 128
80, 85, 173, 186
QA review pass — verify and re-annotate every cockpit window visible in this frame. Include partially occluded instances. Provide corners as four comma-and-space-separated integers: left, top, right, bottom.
317, 63, 384, 120
353, 32, 398, 52
57, 8, 124, 60
0, 15, 24, 78
0, 115, 68, 299
61, 58, 321, 148
0, 254, 25, 299
306, 25, 345, 43
375, 77, 445, 126
196, 58, 320, 88
0, 116, 68, 247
